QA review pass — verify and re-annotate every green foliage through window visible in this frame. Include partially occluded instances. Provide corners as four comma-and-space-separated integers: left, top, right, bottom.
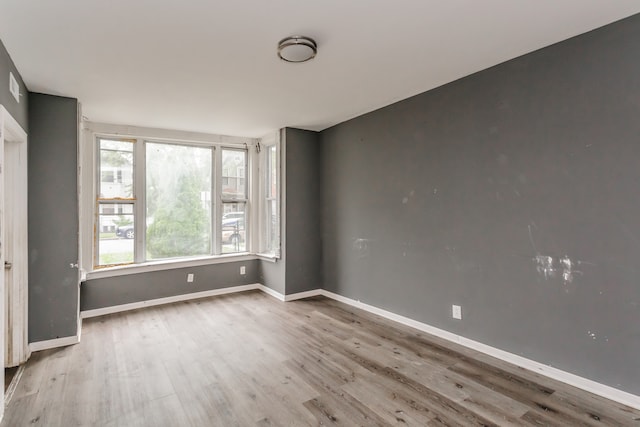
145, 142, 212, 259
146, 173, 211, 258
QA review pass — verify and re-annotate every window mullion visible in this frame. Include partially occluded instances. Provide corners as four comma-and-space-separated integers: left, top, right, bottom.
214, 146, 222, 255
210, 146, 216, 255
134, 139, 145, 263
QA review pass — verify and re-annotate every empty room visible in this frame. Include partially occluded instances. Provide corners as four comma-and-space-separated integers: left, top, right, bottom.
1, 1, 640, 425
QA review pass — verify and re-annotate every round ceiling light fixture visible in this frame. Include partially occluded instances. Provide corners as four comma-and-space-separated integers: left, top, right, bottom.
277, 36, 317, 63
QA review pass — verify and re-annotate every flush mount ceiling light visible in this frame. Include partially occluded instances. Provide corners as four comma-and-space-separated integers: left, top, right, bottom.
277, 36, 317, 63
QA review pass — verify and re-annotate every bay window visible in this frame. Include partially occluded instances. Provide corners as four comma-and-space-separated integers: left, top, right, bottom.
94, 136, 250, 268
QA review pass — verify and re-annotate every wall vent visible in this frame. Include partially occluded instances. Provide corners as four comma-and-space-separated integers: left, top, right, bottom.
9, 72, 20, 103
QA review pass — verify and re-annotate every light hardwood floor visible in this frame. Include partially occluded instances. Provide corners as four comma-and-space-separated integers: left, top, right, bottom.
3, 291, 640, 426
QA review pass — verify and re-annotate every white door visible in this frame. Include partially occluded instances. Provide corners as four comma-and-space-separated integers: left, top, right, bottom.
0, 105, 7, 419
0, 107, 29, 420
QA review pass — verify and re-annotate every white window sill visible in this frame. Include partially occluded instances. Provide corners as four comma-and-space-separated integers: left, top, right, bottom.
256, 253, 280, 263
83, 253, 255, 281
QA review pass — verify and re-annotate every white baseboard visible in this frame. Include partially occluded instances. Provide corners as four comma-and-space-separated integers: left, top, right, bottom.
315, 289, 640, 411
284, 289, 323, 301
255, 286, 322, 302
29, 335, 80, 352
80, 284, 261, 318
256, 284, 286, 301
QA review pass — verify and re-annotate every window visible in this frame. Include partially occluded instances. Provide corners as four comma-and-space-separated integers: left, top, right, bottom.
265, 145, 278, 253
146, 142, 212, 260
259, 133, 280, 256
221, 149, 247, 254
97, 138, 135, 266
94, 136, 250, 268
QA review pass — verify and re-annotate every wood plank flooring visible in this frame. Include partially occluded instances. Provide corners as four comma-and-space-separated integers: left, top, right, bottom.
3, 290, 640, 426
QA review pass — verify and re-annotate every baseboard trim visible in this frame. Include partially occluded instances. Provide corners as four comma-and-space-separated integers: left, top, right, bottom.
29, 335, 80, 352
315, 289, 640, 411
80, 284, 261, 319
256, 284, 286, 301
284, 289, 323, 301
255, 286, 322, 302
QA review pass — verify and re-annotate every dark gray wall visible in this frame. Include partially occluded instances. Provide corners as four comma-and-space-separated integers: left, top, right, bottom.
81, 260, 259, 310
0, 39, 28, 130
320, 14, 640, 394
258, 128, 321, 295
28, 93, 79, 341
259, 257, 285, 295
285, 128, 321, 294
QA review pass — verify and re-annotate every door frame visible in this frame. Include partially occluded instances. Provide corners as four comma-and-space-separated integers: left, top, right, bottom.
0, 105, 29, 378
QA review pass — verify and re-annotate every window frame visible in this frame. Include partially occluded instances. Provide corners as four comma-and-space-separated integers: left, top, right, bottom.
257, 131, 281, 258
95, 137, 137, 267
219, 147, 249, 255
84, 123, 259, 274
143, 139, 215, 261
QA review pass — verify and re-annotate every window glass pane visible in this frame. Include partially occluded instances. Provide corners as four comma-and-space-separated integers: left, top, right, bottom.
266, 199, 278, 252
98, 203, 134, 265
145, 142, 212, 260
264, 144, 278, 254
222, 149, 246, 199
99, 139, 133, 199
222, 202, 246, 253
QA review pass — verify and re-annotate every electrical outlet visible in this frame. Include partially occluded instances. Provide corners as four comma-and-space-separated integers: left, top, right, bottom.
187, 273, 194, 283
240, 266, 246, 275
452, 305, 462, 320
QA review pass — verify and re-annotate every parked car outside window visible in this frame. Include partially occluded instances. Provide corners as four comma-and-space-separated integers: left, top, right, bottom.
116, 225, 134, 239
222, 211, 244, 221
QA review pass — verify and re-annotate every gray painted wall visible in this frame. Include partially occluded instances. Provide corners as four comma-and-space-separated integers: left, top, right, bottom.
259, 258, 285, 295
285, 128, 321, 294
259, 128, 321, 295
28, 93, 79, 341
320, 14, 640, 394
0, 39, 28, 130
81, 260, 259, 310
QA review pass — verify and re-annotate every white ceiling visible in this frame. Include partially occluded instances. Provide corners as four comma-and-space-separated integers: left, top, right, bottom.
1, 1, 639, 138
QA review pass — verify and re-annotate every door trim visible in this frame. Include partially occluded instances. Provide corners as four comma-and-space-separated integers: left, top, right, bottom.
1, 105, 29, 372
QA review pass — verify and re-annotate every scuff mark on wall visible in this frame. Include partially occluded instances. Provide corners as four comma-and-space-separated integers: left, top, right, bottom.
402, 189, 416, 205
528, 224, 593, 288
353, 238, 372, 259
559, 255, 577, 284
534, 255, 555, 279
